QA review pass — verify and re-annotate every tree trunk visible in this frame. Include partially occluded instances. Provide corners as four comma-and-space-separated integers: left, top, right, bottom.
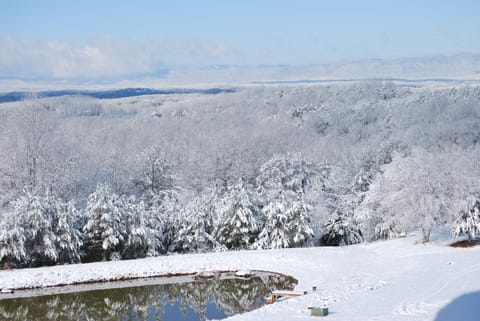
422, 226, 431, 244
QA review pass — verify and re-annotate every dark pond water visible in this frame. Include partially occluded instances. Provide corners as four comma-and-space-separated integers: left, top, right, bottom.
0, 272, 297, 321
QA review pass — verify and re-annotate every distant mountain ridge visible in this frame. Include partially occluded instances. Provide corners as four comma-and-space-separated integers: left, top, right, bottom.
172, 53, 480, 84
1, 53, 479, 91
0, 87, 236, 103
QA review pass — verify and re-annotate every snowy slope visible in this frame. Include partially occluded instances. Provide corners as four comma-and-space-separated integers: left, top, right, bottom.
0, 234, 479, 321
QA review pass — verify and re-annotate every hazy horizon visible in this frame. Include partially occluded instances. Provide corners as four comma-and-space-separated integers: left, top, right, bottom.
1, 0, 480, 84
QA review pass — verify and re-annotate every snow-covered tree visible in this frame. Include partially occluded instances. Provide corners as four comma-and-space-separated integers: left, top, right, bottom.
254, 191, 290, 249
1, 190, 83, 267
0, 212, 27, 268
40, 190, 82, 264
362, 148, 465, 243
321, 201, 363, 246
373, 220, 402, 240
353, 143, 404, 194
214, 179, 259, 250
256, 153, 316, 197
254, 153, 317, 248
355, 199, 404, 242
12, 192, 58, 266
286, 192, 314, 247
54, 201, 83, 264
175, 192, 217, 253
144, 190, 179, 255
142, 203, 164, 256
453, 198, 480, 242
121, 196, 149, 259
83, 184, 125, 261
10, 97, 57, 195
134, 146, 174, 197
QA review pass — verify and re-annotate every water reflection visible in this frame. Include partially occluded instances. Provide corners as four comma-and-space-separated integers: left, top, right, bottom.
0, 273, 296, 321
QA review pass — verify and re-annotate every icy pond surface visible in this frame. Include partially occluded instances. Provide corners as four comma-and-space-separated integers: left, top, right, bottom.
0, 271, 296, 321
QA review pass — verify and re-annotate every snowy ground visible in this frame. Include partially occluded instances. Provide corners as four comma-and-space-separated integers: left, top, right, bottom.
0, 233, 479, 321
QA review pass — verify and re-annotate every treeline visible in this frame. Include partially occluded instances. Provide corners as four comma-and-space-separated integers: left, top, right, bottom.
1, 83, 480, 268
2, 148, 479, 269
0, 153, 316, 267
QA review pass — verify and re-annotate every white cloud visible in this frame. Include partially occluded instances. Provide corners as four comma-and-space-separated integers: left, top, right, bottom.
0, 34, 239, 80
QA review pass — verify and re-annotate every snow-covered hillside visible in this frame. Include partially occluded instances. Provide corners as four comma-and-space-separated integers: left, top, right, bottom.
1, 232, 478, 321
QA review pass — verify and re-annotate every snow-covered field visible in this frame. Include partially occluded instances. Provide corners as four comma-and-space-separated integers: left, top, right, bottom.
0, 232, 479, 321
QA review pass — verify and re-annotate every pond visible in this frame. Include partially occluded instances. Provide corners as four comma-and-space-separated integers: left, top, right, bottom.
0, 271, 297, 321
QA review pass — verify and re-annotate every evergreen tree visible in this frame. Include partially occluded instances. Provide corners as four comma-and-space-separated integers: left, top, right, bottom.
143, 202, 164, 256
321, 201, 363, 246
54, 201, 83, 264
255, 191, 313, 249
254, 153, 317, 248
453, 198, 480, 242
0, 212, 26, 268
13, 192, 58, 266
256, 153, 316, 197
286, 192, 314, 247
40, 190, 83, 264
143, 190, 179, 255
122, 196, 149, 259
214, 179, 259, 250
175, 192, 217, 253
254, 191, 290, 249
157, 191, 179, 253
83, 184, 125, 261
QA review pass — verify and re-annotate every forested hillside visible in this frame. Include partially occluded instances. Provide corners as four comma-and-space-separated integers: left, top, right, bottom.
1, 82, 479, 267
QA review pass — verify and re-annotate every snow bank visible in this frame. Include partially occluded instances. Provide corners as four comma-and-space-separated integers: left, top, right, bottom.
1, 235, 479, 321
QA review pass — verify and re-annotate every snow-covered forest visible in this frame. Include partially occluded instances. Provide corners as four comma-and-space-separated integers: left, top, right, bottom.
1, 82, 479, 268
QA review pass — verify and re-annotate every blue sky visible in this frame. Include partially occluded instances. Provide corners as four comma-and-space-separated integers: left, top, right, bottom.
1, 0, 479, 80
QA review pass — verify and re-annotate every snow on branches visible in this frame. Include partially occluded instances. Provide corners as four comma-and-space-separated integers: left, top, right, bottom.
453, 198, 480, 242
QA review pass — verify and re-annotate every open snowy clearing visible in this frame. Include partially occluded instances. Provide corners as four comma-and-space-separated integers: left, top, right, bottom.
0, 233, 479, 321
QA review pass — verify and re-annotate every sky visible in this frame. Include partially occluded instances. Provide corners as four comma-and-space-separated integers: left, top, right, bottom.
1, 0, 479, 81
